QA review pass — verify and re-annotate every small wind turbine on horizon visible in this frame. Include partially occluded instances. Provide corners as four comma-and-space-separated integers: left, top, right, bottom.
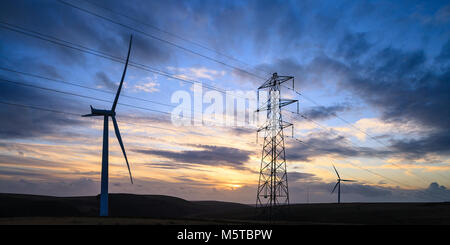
331, 164, 356, 204
82, 35, 133, 217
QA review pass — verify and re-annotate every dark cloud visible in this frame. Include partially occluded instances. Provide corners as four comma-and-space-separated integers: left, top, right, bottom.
260, 32, 450, 160
0, 0, 172, 72
436, 39, 450, 62
389, 131, 450, 159
287, 127, 450, 162
415, 182, 450, 201
0, 154, 65, 168
229, 127, 254, 136
95, 71, 117, 91
253, 58, 307, 88
0, 167, 46, 177
289, 181, 393, 202
339, 183, 392, 197
302, 104, 350, 121
144, 161, 211, 171
0, 80, 86, 139
0, 177, 99, 197
435, 4, 450, 22
334, 43, 450, 159
133, 144, 252, 169
287, 131, 389, 162
287, 171, 320, 182
336, 32, 371, 60
35, 63, 63, 79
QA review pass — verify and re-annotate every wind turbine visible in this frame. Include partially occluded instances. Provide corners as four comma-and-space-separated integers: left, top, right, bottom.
83, 35, 133, 217
331, 164, 356, 204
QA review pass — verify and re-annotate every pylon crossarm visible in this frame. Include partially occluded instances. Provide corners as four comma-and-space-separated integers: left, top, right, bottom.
257, 125, 269, 132
279, 99, 298, 108
256, 100, 297, 112
258, 75, 294, 89
280, 121, 293, 129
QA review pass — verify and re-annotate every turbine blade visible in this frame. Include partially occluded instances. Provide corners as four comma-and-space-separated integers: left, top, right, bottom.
111, 116, 133, 184
342, 179, 357, 182
112, 35, 133, 112
331, 182, 339, 194
332, 164, 340, 179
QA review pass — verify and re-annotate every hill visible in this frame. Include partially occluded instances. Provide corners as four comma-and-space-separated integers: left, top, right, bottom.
0, 193, 449, 224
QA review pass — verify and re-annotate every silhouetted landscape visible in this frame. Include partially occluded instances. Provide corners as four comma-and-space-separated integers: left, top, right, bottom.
1, 193, 449, 225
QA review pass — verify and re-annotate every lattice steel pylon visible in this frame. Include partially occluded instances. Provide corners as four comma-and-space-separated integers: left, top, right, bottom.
256, 73, 298, 220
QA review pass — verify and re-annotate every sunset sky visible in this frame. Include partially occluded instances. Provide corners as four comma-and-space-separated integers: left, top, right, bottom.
0, 0, 449, 204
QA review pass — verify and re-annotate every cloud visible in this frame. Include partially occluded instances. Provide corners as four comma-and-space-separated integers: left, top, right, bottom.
436, 38, 450, 62
335, 32, 371, 60
389, 132, 450, 159
435, 4, 450, 22
0, 154, 65, 168
132, 144, 252, 169
229, 127, 254, 136
133, 76, 160, 93
95, 71, 117, 91
0, 79, 86, 139
288, 171, 321, 182
0, 0, 172, 74
258, 31, 450, 160
0, 177, 99, 197
302, 104, 350, 121
144, 161, 209, 171
338, 183, 392, 197
167, 66, 226, 81
287, 131, 388, 162
333, 45, 450, 159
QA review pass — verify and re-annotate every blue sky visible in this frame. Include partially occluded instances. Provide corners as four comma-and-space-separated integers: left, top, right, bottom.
0, 0, 449, 203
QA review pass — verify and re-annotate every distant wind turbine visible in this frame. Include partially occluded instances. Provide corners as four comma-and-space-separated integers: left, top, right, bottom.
83, 35, 133, 217
331, 164, 356, 204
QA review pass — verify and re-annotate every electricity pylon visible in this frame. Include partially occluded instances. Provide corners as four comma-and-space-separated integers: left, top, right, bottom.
256, 73, 298, 220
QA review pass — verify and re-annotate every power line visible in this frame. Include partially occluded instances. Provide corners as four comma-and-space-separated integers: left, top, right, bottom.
0, 100, 255, 145
282, 84, 394, 149
0, 101, 446, 201
0, 66, 256, 127
281, 82, 449, 183
0, 20, 228, 94
0, 19, 263, 126
41, 0, 424, 165
290, 137, 450, 201
0, 74, 257, 129
0, 66, 174, 108
12, 0, 439, 172
2, 1, 447, 200
0, 100, 80, 117
0, 77, 171, 115
56, 0, 267, 81
4, 99, 445, 202
289, 112, 449, 187
290, 112, 434, 184
0, 19, 269, 111
3, 22, 446, 185
62, 0, 443, 184
77, 0, 272, 78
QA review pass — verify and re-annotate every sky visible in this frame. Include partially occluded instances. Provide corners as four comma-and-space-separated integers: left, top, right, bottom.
0, 0, 449, 204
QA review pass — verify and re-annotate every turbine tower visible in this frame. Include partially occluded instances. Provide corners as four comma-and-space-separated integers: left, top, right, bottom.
256, 73, 298, 219
83, 35, 133, 217
331, 164, 356, 204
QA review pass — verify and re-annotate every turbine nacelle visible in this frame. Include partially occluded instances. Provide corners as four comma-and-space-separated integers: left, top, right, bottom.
82, 105, 116, 117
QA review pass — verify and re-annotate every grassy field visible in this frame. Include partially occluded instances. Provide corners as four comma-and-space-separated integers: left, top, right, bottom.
1, 193, 449, 225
